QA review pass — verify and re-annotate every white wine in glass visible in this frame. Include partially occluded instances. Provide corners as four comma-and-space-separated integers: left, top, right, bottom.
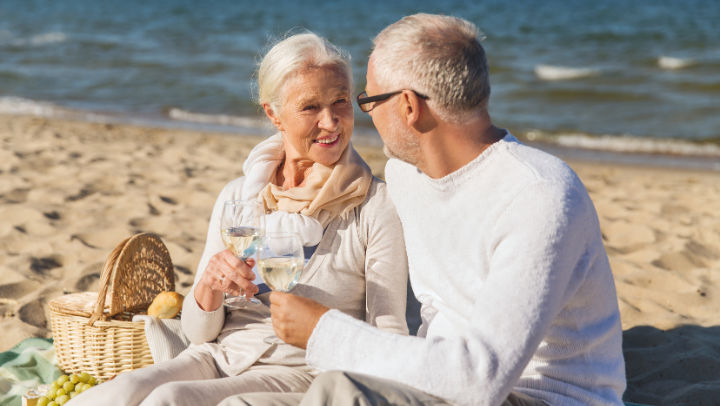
257, 232, 304, 344
220, 200, 264, 309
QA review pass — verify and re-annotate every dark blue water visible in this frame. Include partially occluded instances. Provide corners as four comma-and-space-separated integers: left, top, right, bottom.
1, 0, 719, 153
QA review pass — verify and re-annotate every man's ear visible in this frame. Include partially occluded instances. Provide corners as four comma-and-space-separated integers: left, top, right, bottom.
262, 103, 284, 131
398, 90, 422, 128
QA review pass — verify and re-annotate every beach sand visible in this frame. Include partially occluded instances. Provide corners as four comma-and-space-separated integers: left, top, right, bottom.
1, 115, 719, 405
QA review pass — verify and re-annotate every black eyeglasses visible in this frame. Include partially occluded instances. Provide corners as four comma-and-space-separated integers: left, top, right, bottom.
356, 90, 429, 113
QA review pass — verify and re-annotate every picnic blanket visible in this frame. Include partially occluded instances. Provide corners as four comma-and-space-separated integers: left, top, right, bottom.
0, 338, 62, 406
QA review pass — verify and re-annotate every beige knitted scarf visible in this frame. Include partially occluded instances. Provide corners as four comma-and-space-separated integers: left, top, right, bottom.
259, 143, 373, 227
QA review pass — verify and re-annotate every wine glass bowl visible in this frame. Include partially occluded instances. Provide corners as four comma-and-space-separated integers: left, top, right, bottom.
257, 232, 304, 344
220, 200, 265, 308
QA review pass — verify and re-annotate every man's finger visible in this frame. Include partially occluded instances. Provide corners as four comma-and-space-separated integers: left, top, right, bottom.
269, 291, 290, 306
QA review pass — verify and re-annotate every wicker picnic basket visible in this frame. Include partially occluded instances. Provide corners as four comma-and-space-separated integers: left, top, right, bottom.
48, 233, 175, 379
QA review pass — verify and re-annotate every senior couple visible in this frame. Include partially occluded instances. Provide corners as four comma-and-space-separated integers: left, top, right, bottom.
74, 14, 626, 406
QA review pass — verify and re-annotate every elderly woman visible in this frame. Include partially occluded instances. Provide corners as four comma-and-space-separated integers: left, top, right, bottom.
71, 33, 408, 406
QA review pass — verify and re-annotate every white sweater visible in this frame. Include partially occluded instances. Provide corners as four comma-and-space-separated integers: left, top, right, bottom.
306, 134, 626, 406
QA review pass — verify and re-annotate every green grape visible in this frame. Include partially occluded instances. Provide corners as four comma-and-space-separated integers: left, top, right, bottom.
50, 381, 60, 390
45, 388, 57, 400
69, 374, 79, 384
55, 388, 66, 398
47, 402, 58, 406
82, 383, 93, 392
37, 396, 50, 406
62, 382, 74, 392
56, 395, 70, 406
69, 391, 79, 399
87, 376, 97, 385
56, 375, 69, 385
78, 372, 90, 383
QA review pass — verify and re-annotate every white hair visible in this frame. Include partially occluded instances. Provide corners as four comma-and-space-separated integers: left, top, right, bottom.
372, 14, 490, 123
256, 31, 353, 115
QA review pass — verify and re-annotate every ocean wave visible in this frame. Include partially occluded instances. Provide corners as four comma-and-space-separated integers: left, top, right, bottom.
534, 65, 600, 81
0, 31, 67, 46
658, 56, 696, 70
0, 96, 61, 116
546, 133, 720, 156
0, 96, 111, 123
168, 108, 272, 129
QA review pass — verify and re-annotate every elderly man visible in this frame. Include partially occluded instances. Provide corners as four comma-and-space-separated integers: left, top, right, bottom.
222, 13, 626, 406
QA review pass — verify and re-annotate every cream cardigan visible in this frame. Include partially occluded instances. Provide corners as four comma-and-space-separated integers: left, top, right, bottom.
181, 176, 409, 377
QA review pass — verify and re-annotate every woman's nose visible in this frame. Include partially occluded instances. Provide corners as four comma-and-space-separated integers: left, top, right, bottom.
318, 108, 338, 130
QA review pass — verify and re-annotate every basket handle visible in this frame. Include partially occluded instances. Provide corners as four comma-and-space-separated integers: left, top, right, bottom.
88, 237, 130, 326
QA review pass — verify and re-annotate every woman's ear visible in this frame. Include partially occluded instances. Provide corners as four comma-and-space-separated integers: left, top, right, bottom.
262, 103, 284, 131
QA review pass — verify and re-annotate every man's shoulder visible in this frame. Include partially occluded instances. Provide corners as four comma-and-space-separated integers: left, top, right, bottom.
494, 135, 587, 199
501, 135, 577, 182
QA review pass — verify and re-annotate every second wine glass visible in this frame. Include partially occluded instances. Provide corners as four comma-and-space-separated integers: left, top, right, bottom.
220, 200, 265, 308
257, 232, 304, 344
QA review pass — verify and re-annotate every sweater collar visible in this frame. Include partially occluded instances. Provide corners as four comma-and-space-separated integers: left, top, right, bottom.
415, 130, 517, 191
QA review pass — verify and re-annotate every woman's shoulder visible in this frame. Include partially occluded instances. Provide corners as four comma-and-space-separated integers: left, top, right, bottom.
216, 176, 246, 201
356, 176, 397, 222
360, 176, 390, 208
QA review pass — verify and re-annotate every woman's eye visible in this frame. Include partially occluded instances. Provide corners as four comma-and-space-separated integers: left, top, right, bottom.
302, 105, 317, 111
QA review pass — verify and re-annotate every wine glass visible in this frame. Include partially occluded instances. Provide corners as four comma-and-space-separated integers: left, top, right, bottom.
220, 200, 265, 308
257, 232, 304, 344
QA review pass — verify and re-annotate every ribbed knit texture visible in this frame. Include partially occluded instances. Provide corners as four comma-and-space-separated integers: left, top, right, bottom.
306, 134, 626, 406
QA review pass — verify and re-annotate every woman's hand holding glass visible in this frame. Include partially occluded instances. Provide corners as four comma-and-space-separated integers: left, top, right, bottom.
196, 250, 259, 311
219, 200, 265, 308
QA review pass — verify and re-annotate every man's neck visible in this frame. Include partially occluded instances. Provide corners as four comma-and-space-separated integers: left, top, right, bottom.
416, 115, 505, 179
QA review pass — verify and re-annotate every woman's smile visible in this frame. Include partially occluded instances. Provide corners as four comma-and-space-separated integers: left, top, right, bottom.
313, 133, 340, 146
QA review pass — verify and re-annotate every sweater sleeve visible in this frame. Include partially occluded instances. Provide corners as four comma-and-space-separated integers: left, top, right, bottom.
181, 178, 244, 345
305, 182, 593, 406
361, 181, 409, 335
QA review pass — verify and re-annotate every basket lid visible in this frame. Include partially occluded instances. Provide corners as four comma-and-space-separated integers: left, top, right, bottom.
103, 233, 174, 318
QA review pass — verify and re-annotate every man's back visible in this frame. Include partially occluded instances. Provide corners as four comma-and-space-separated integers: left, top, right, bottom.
385, 133, 626, 405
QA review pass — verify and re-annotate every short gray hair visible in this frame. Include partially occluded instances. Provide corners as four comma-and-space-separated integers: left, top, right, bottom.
257, 31, 353, 115
372, 14, 490, 123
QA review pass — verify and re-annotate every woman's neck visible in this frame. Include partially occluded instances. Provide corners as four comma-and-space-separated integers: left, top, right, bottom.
275, 156, 314, 189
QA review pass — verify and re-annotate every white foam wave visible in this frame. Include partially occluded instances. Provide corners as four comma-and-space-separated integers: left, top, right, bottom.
168, 108, 272, 129
658, 56, 695, 70
29, 32, 67, 45
554, 133, 720, 156
0, 32, 67, 46
534, 65, 600, 81
0, 96, 113, 123
0, 97, 61, 116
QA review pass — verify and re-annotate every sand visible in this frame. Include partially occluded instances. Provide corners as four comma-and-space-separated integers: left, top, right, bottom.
1, 114, 719, 405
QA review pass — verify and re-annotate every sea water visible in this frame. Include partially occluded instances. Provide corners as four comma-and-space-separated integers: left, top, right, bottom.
1, 0, 719, 163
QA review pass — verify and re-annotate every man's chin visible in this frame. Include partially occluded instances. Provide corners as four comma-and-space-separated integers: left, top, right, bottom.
383, 144, 397, 160
384, 143, 421, 167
